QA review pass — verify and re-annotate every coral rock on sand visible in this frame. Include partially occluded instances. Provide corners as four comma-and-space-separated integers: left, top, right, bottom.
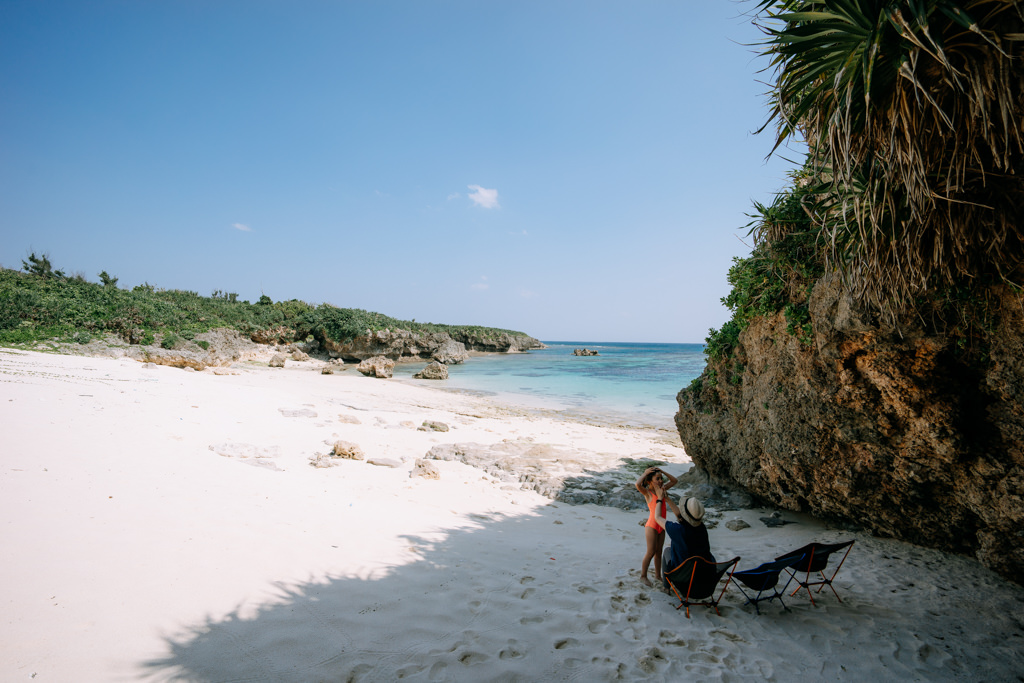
414, 361, 449, 380
357, 356, 394, 378
332, 441, 365, 460
410, 458, 441, 479
290, 349, 310, 361
419, 420, 449, 432
367, 457, 402, 468
321, 366, 334, 375
269, 354, 286, 368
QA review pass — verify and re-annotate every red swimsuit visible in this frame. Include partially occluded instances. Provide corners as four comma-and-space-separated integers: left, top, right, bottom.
645, 495, 666, 533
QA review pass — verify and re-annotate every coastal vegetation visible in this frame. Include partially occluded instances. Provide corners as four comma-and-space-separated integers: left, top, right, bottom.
0, 256, 527, 349
702, 0, 1023, 364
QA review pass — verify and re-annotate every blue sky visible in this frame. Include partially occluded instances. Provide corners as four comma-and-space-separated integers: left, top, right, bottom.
0, 1, 800, 343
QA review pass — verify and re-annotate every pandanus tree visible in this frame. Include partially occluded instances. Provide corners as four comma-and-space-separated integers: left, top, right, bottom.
754, 0, 1024, 314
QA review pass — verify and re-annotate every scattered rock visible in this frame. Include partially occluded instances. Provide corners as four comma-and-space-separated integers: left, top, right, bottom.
279, 407, 318, 418
332, 440, 365, 460
308, 453, 338, 469
410, 458, 441, 479
573, 348, 600, 356
368, 457, 402, 468
419, 420, 450, 432
269, 354, 286, 368
321, 366, 334, 375
725, 518, 751, 531
357, 356, 395, 378
290, 349, 310, 361
209, 442, 283, 471
337, 414, 362, 425
759, 512, 795, 528
414, 361, 449, 380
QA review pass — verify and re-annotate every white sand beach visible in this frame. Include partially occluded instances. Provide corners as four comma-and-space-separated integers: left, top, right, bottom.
3, 348, 1023, 682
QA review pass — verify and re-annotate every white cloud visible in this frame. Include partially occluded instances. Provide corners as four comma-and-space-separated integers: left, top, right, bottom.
468, 184, 500, 209
232, 223, 251, 232
447, 192, 461, 201
471, 275, 489, 291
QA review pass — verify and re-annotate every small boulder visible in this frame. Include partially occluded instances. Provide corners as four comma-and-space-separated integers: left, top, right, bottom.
418, 420, 450, 432
332, 441, 365, 460
291, 349, 310, 361
725, 518, 751, 531
411, 458, 441, 480
321, 366, 334, 375
573, 348, 599, 356
367, 457, 402, 468
431, 339, 469, 365
269, 354, 287, 368
414, 361, 449, 380
357, 356, 395, 378
309, 453, 338, 469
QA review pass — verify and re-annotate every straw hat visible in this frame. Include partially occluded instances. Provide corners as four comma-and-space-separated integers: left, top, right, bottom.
680, 497, 705, 527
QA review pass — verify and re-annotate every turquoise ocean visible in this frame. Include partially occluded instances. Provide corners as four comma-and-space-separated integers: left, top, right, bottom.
395, 341, 708, 430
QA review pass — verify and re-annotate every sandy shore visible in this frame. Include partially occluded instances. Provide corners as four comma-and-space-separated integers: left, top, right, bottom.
2, 348, 1023, 682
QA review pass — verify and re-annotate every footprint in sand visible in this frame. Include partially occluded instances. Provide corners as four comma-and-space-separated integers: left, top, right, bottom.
638, 647, 669, 673
576, 584, 597, 594
658, 630, 686, 647
457, 651, 488, 665
588, 619, 610, 634
499, 640, 526, 660
520, 615, 544, 625
519, 588, 536, 599
396, 663, 427, 678
610, 595, 627, 612
519, 576, 535, 584
634, 592, 652, 606
554, 638, 581, 650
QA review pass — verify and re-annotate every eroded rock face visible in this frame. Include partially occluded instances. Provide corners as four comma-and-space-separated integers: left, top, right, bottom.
357, 355, 394, 378
414, 362, 449, 380
675, 274, 1024, 585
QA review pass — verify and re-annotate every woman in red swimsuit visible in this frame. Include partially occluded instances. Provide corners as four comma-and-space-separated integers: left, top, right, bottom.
635, 466, 678, 586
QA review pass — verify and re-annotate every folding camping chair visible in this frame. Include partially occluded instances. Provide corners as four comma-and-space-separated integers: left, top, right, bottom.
776, 540, 854, 606
663, 556, 740, 618
729, 554, 805, 614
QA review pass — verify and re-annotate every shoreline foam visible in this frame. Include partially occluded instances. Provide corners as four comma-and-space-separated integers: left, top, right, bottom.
2, 348, 1022, 681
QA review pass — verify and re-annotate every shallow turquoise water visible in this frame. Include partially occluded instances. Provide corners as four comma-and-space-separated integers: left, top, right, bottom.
394, 341, 707, 429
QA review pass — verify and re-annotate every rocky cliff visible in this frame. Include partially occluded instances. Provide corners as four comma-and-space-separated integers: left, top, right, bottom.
675, 273, 1024, 585
313, 328, 545, 362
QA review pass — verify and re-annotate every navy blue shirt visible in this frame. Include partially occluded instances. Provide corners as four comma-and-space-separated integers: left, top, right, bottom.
664, 519, 713, 573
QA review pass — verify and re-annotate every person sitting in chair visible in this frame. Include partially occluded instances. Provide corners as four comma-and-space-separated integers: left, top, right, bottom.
650, 480, 715, 589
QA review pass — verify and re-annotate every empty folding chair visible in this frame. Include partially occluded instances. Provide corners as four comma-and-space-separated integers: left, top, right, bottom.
776, 540, 854, 606
730, 554, 805, 614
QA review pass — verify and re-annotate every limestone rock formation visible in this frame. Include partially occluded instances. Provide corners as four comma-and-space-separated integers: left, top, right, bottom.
573, 348, 599, 356
418, 420, 449, 432
313, 327, 544, 362
357, 356, 394, 378
431, 339, 469, 364
269, 354, 286, 368
411, 458, 441, 480
675, 274, 1024, 584
414, 362, 449, 380
331, 441, 365, 460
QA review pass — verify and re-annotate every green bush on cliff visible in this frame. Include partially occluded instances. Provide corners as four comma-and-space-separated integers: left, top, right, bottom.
703, 177, 825, 361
